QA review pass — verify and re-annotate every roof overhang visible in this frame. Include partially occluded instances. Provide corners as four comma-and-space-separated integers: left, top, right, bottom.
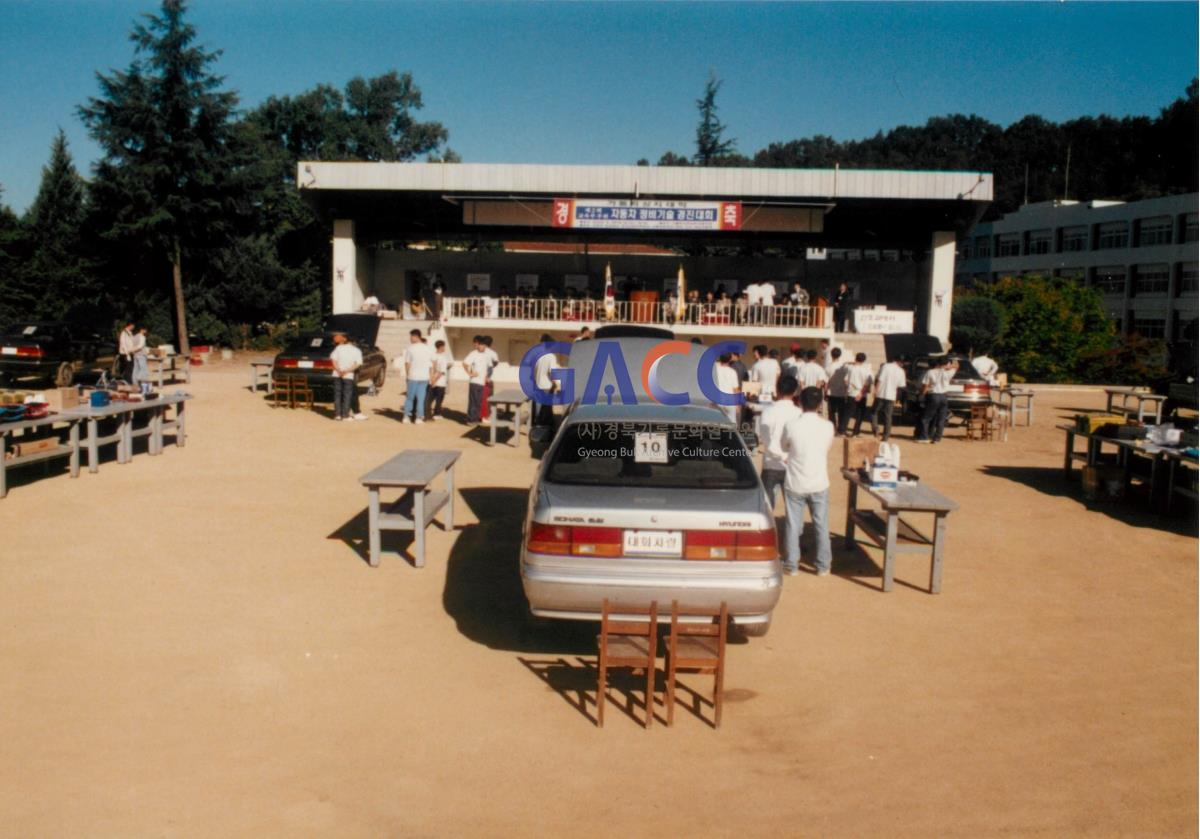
297, 162, 993, 250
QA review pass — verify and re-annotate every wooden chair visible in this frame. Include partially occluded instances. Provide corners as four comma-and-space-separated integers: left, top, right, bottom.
597, 599, 659, 728
965, 403, 993, 441
271, 374, 313, 409
666, 601, 728, 728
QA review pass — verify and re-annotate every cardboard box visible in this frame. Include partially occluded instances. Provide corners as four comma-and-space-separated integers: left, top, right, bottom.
1082, 465, 1124, 501
14, 438, 58, 457
1076, 414, 1124, 434
843, 436, 876, 469
43, 387, 79, 414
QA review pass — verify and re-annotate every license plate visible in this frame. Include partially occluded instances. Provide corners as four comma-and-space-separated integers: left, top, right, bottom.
623, 529, 683, 557
1, 347, 15, 355
947, 384, 963, 393
297, 360, 314, 369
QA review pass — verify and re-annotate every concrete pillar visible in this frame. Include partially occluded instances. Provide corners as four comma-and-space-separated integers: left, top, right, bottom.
332, 219, 364, 314
925, 231, 956, 343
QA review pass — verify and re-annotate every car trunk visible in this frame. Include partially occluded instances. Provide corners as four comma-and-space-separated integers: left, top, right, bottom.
535, 482, 769, 531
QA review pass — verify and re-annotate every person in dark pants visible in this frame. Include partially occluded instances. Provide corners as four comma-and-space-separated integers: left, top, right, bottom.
832, 282, 852, 333
462, 335, 487, 423
916, 358, 956, 443
825, 348, 848, 433
117, 320, 136, 382
532, 333, 560, 428
425, 339, 449, 420
872, 356, 907, 441
844, 352, 874, 436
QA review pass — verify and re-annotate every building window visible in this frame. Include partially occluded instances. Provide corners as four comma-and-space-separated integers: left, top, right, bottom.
1057, 267, 1084, 281
1059, 226, 1088, 252
1026, 229, 1052, 255
1092, 265, 1127, 296
1133, 264, 1170, 295
1132, 318, 1166, 339
958, 242, 971, 260
1135, 216, 1173, 247
1095, 221, 1129, 250
974, 236, 990, 258
1179, 262, 1198, 295
995, 234, 1021, 257
1182, 213, 1198, 242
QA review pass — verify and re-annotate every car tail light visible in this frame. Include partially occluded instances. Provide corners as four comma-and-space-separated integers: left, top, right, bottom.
313, 359, 334, 369
685, 528, 777, 561
526, 523, 622, 557
15, 346, 43, 358
964, 382, 989, 395
277, 358, 298, 368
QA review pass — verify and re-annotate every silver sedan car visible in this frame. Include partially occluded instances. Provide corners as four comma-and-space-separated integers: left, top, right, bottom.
520, 401, 783, 636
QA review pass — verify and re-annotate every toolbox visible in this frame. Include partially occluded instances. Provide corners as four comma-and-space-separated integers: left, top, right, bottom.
1075, 414, 1125, 434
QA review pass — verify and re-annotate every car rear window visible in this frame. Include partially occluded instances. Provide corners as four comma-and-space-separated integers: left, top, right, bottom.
545, 420, 758, 489
284, 335, 335, 353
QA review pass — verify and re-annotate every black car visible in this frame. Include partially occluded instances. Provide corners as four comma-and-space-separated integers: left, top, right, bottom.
271, 314, 387, 393
0, 321, 115, 386
882, 334, 992, 416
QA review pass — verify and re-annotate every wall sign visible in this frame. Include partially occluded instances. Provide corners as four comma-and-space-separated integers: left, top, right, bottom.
853, 309, 915, 334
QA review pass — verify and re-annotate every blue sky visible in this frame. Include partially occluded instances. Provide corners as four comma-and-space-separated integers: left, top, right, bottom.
1, 1, 1196, 212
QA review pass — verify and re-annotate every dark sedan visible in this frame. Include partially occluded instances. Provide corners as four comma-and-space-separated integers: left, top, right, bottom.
0, 321, 115, 386
270, 314, 387, 393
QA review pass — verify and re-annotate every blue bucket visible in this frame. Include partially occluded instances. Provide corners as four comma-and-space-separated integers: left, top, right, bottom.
90, 391, 111, 408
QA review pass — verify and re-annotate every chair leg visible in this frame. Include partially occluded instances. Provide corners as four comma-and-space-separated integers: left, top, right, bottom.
597, 659, 606, 728
666, 655, 676, 727
645, 660, 654, 729
714, 662, 725, 729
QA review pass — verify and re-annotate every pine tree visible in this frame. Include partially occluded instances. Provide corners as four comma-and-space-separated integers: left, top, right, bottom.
23, 130, 95, 320
694, 72, 737, 165
79, 0, 241, 352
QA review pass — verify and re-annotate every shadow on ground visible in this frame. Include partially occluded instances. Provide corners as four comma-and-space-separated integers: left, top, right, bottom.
980, 464, 1198, 535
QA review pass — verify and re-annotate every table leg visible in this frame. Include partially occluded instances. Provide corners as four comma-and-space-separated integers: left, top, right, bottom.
87, 418, 98, 473
489, 408, 497, 446
367, 487, 381, 567
512, 402, 522, 446
266, 373, 273, 396
152, 406, 163, 455
0, 434, 7, 498
120, 414, 132, 463
177, 401, 186, 447
69, 421, 79, 477
882, 513, 898, 592
844, 480, 858, 548
446, 465, 455, 529
1063, 430, 1074, 479
930, 514, 947, 594
414, 488, 426, 568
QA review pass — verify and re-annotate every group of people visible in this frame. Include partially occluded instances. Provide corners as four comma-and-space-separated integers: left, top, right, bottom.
117, 321, 153, 394
328, 328, 452, 423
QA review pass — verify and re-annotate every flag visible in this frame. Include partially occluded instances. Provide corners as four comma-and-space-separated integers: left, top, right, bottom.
604, 262, 615, 320
676, 264, 687, 321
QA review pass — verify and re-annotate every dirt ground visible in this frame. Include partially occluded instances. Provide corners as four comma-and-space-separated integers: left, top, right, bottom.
1, 356, 1196, 837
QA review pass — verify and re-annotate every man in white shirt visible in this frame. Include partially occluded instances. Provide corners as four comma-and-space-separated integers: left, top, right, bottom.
462, 335, 488, 423
778, 386, 835, 576
400, 329, 434, 424
972, 353, 999, 384
329, 331, 363, 421
760, 281, 776, 325
797, 349, 827, 391
916, 357, 957, 443
844, 352, 874, 436
745, 281, 763, 324
425, 339, 451, 420
825, 347, 849, 432
714, 352, 742, 425
750, 344, 781, 402
117, 321, 136, 382
872, 356, 908, 441
532, 332, 561, 427
759, 376, 800, 511
480, 335, 499, 421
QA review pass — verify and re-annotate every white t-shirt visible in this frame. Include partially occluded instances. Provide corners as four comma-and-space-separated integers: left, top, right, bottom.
797, 361, 827, 390
780, 411, 835, 495
781, 356, 803, 379
534, 352, 559, 391
875, 362, 907, 402
760, 283, 776, 306
483, 347, 499, 383
845, 363, 873, 399
826, 361, 850, 398
715, 364, 741, 397
922, 366, 954, 395
330, 343, 363, 380
745, 282, 761, 306
972, 355, 999, 380
430, 351, 451, 385
751, 357, 782, 399
760, 399, 801, 472
404, 341, 435, 382
463, 349, 488, 386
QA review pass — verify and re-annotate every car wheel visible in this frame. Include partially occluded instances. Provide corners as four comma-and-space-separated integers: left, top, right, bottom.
373, 364, 386, 389
55, 362, 75, 387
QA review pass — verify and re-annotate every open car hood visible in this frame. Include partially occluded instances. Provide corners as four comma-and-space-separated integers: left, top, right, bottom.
883, 333, 944, 362
325, 314, 380, 347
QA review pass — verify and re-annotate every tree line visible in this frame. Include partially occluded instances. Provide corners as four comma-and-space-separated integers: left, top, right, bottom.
0, 0, 1195, 356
